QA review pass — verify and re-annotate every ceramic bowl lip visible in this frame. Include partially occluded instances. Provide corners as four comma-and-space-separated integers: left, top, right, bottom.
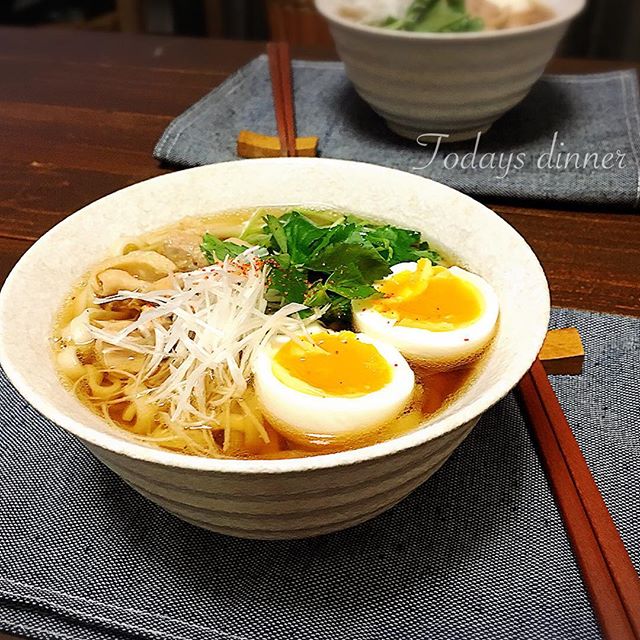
315, 0, 586, 42
0, 158, 550, 475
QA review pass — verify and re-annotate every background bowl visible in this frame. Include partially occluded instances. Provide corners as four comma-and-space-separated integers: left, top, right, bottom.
315, 0, 585, 141
0, 158, 549, 539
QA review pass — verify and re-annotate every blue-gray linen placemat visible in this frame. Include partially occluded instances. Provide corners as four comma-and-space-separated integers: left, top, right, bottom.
154, 56, 640, 210
1, 307, 639, 640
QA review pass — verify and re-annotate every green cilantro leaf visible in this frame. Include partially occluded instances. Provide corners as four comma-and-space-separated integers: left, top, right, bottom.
307, 243, 390, 280
203, 208, 441, 330
267, 256, 308, 305
279, 211, 327, 265
325, 263, 379, 300
201, 234, 247, 262
265, 215, 288, 254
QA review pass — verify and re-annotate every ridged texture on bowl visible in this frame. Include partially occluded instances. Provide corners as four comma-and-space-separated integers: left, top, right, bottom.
90, 418, 477, 540
0, 159, 550, 539
317, 0, 580, 140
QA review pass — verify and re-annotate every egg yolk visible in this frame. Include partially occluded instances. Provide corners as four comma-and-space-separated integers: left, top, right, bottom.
272, 332, 392, 397
373, 260, 483, 331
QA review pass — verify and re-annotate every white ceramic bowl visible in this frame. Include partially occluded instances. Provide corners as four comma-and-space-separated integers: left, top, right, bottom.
0, 159, 549, 539
315, 0, 585, 141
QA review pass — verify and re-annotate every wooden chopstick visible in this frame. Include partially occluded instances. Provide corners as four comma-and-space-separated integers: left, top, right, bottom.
276, 43, 297, 159
518, 361, 640, 640
267, 42, 297, 158
528, 359, 640, 636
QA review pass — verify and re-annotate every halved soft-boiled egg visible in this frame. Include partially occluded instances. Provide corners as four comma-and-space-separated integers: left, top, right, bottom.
252, 330, 415, 443
352, 259, 499, 367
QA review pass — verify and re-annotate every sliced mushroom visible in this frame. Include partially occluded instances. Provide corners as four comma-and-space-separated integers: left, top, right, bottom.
90, 250, 177, 296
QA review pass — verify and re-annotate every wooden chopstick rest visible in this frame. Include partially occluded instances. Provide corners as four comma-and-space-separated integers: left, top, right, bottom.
237, 130, 318, 158
237, 42, 318, 159
539, 327, 585, 375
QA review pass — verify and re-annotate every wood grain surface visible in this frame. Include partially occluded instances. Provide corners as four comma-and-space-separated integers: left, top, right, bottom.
0, 25, 639, 640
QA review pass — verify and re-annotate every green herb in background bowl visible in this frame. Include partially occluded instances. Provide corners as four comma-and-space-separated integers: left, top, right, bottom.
380, 0, 483, 33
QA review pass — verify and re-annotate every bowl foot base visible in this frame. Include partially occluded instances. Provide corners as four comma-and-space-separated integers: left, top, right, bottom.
385, 120, 493, 143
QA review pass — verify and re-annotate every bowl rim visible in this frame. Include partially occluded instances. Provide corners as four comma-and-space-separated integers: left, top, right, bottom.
315, 0, 586, 41
0, 158, 550, 475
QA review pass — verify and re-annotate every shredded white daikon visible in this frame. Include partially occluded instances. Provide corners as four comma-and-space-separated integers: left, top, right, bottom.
89, 247, 322, 431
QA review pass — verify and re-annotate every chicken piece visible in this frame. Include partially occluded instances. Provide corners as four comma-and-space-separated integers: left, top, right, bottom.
158, 231, 209, 271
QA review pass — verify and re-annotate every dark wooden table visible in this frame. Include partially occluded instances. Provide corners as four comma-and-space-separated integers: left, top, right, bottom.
0, 25, 639, 640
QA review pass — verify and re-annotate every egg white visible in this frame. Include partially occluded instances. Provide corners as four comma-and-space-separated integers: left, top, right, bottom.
352, 263, 499, 368
252, 332, 415, 442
